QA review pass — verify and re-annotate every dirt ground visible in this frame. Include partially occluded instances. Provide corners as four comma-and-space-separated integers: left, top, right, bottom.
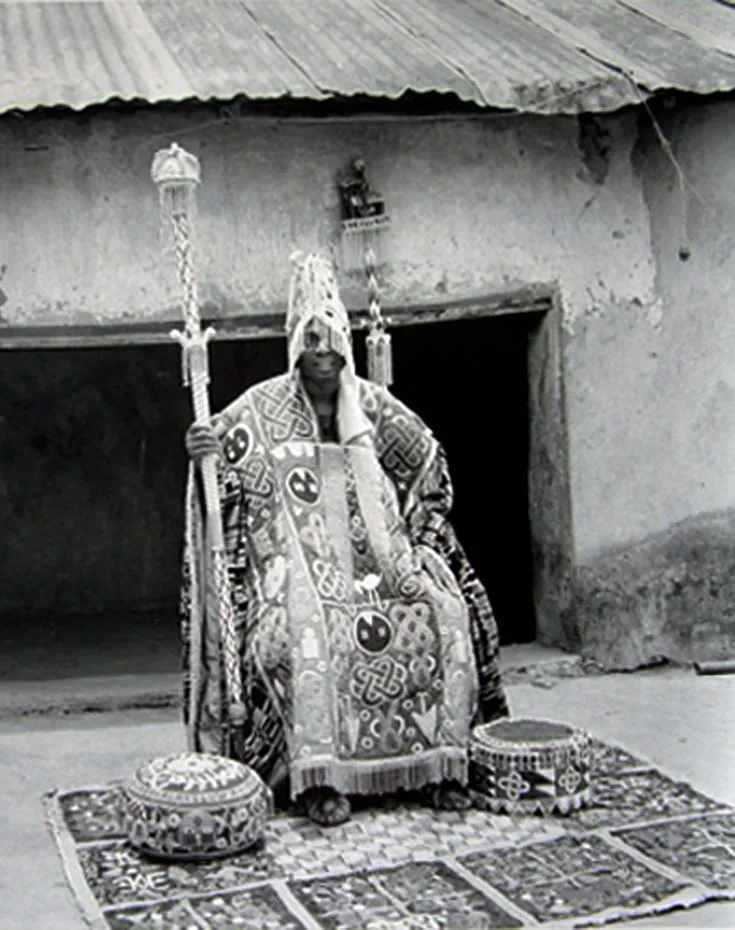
0, 645, 733, 930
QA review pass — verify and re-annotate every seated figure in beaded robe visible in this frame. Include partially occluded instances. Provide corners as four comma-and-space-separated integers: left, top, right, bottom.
183, 253, 509, 826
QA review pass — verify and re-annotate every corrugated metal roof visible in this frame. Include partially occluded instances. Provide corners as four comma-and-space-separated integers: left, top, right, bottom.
0, 0, 734, 116
502, 0, 735, 95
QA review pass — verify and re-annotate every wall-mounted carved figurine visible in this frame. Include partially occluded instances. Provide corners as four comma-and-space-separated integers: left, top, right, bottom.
338, 158, 386, 221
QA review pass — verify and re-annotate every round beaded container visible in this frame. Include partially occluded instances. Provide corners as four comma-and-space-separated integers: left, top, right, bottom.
469, 718, 593, 815
122, 752, 272, 860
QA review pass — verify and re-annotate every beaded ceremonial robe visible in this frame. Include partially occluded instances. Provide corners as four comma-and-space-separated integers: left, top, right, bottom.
182, 374, 506, 799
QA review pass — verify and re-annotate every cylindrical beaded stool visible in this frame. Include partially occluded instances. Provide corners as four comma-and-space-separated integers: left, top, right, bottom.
122, 752, 272, 860
469, 718, 593, 815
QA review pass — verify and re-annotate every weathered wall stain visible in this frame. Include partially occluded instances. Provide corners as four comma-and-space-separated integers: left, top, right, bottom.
577, 115, 613, 186
575, 508, 735, 669
568, 99, 735, 667
0, 263, 7, 318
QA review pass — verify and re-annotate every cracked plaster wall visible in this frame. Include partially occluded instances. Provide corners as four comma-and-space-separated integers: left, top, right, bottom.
574, 100, 735, 668
0, 108, 654, 338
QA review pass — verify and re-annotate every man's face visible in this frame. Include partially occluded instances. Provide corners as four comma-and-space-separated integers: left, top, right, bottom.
299, 330, 345, 387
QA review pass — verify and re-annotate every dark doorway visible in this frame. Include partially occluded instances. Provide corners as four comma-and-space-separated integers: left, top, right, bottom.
0, 312, 539, 682
355, 314, 539, 645
0, 339, 284, 681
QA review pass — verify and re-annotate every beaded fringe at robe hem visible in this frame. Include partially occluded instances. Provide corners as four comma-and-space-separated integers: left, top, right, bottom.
290, 749, 468, 799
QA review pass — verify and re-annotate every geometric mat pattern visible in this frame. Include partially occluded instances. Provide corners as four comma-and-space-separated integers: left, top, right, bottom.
45, 738, 735, 929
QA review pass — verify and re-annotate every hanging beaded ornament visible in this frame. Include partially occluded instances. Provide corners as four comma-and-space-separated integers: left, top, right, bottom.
337, 158, 393, 388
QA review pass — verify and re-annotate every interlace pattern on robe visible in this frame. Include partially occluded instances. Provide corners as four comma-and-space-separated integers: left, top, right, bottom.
181, 376, 508, 797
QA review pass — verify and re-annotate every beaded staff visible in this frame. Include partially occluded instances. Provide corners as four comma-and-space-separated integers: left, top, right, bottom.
150, 143, 245, 757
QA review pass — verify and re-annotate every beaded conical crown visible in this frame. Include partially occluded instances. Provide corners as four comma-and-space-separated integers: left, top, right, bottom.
286, 252, 354, 373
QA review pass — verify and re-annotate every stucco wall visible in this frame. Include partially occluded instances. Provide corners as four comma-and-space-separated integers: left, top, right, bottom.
639, 101, 735, 531
573, 100, 735, 668
571, 101, 735, 559
3, 102, 733, 665
0, 105, 658, 552
0, 108, 655, 335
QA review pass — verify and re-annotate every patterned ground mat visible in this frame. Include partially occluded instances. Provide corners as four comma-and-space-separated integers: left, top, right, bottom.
45, 738, 735, 929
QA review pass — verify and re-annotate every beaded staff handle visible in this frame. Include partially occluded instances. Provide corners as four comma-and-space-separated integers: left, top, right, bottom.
151, 144, 245, 757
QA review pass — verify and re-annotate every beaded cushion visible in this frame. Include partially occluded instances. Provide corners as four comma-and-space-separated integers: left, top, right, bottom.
122, 752, 272, 860
469, 718, 593, 815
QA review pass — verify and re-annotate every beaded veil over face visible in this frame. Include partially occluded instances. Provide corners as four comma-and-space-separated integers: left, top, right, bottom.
286, 252, 355, 374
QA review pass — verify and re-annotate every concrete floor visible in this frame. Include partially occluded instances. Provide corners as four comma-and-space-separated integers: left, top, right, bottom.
0, 646, 733, 929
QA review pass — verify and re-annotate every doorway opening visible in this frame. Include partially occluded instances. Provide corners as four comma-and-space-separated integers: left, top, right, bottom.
0, 293, 573, 681
0, 339, 285, 682
354, 313, 541, 645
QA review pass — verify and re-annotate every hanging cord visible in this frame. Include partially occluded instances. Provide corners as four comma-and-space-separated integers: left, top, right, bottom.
625, 76, 707, 261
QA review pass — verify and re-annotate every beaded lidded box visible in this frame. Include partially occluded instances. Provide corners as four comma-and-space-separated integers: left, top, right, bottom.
469, 718, 593, 816
122, 751, 271, 860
